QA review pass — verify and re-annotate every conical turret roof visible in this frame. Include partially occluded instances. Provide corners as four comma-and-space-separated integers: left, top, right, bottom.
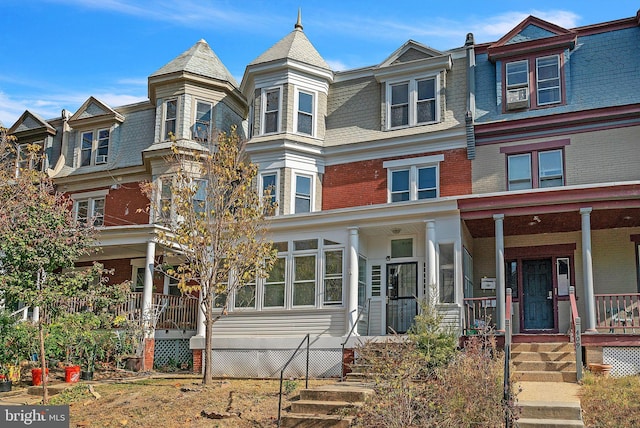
151, 39, 238, 87
248, 14, 330, 71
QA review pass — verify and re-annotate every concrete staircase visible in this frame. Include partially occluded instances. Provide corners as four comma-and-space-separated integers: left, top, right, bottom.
512, 342, 584, 427
280, 383, 373, 427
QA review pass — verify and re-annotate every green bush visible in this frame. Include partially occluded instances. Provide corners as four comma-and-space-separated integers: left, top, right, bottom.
407, 300, 458, 371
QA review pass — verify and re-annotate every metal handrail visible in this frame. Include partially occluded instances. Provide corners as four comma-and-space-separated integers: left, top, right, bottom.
277, 333, 310, 428
569, 286, 583, 381
504, 288, 513, 427
340, 298, 371, 381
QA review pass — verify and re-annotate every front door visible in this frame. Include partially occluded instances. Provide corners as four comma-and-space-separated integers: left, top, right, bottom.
386, 262, 417, 334
522, 259, 555, 331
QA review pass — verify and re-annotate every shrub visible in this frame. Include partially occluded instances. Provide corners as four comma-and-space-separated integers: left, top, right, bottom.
408, 299, 458, 371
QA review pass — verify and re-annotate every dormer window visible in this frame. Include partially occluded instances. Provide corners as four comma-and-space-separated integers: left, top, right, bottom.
15, 142, 44, 176
80, 129, 109, 166
262, 88, 281, 134
504, 54, 562, 111
387, 76, 438, 129
193, 101, 212, 142
164, 99, 177, 140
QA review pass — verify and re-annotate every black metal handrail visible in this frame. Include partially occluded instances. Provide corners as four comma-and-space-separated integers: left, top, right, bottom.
277, 333, 310, 427
340, 298, 371, 381
504, 288, 513, 428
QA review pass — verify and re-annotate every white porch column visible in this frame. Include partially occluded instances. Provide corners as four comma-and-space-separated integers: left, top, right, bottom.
142, 240, 156, 338
494, 214, 505, 332
32, 306, 40, 323
581, 207, 597, 332
425, 220, 437, 303
347, 227, 359, 335
196, 290, 206, 337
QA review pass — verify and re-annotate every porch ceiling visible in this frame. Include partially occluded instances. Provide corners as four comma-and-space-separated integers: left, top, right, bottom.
464, 207, 640, 238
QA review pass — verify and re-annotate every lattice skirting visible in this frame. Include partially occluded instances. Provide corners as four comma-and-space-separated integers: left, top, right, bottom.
153, 339, 192, 367
210, 348, 341, 378
603, 347, 640, 376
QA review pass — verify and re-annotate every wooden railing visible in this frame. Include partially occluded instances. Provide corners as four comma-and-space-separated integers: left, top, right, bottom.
45, 292, 198, 331
569, 286, 583, 382
595, 293, 640, 333
463, 296, 497, 334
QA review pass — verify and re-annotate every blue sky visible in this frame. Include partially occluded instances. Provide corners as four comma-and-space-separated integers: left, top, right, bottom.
1, 1, 637, 126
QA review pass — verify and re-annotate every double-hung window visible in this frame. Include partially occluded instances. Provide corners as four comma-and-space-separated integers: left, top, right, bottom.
384, 155, 442, 202
505, 54, 561, 110
264, 257, 286, 308
294, 173, 313, 213
388, 77, 437, 129
80, 129, 109, 166
75, 197, 105, 226
193, 179, 207, 215
323, 250, 343, 305
16, 142, 44, 175
193, 101, 212, 142
507, 149, 564, 190
296, 90, 314, 136
159, 177, 173, 225
260, 172, 278, 216
164, 99, 177, 140
262, 88, 280, 134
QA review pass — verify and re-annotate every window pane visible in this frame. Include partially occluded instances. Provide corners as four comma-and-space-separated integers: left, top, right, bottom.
391, 105, 408, 127
295, 255, 315, 281
295, 175, 311, 213
298, 92, 312, 114
81, 132, 92, 167
294, 239, 318, 251
537, 56, 560, 104
265, 111, 278, 133
267, 258, 286, 283
506, 61, 528, 86
358, 256, 366, 307
264, 284, 285, 307
391, 238, 413, 258
391, 170, 409, 192
506, 260, 518, 298
166, 100, 177, 119
390, 83, 409, 127
391, 83, 409, 104
76, 201, 88, 223
266, 90, 279, 111
193, 180, 207, 214
508, 154, 532, 190
265, 89, 279, 133
235, 284, 256, 308
93, 198, 105, 226
439, 243, 455, 303
294, 255, 315, 306
194, 102, 212, 141
324, 279, 343, 304
557, 258, 570, 297
417, 167, 436, 199
298, 113, 312, 135
325, 250, 342, 275
293, 282, 315, 306
539, 150, 563, 178
417, 100, 435, 123
262, 173, 277, 212
417, 79, 435, 101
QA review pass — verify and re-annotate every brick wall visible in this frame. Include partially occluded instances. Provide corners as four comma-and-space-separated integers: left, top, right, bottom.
105, 181, 150, 226
192, 349, 203, 374
323, 148, 471, 210
143, 338, 155, 371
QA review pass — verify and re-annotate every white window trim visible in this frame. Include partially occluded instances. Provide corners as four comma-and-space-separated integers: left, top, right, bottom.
193, 100, 213, 141
535, 54, 561, 106
291, 171, 316, 214
260, 86, 282, 135
384, 155, 443, 202
385, 74, 440, 130
78, 127, 110, 167
259, 170, 280, 214
293, 87, 316, 137
163, 98, 178, 141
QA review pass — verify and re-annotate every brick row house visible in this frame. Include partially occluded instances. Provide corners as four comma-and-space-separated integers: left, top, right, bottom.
7, 10, 640, 376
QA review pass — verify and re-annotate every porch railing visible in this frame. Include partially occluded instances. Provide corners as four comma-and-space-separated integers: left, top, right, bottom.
463, 296, 496, 334
44, 292, 198, 331
595, 293, 640, 333
569, 286, 582, 382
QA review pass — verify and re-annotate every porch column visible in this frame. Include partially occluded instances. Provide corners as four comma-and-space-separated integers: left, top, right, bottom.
347, 227, 359, 335
581, 207, 597, 332
494, 214, 505, 332
425, 220, 437, 303
32, 306, 40, 323
142, 240, 156, 337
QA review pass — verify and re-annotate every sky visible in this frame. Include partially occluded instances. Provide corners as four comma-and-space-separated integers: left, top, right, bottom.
1, 0, 637, 126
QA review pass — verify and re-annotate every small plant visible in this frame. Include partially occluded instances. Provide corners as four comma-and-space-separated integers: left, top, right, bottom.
283, 379, 298, 395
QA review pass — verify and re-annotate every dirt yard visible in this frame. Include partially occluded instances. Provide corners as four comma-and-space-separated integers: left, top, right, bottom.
49, 377, 335, 427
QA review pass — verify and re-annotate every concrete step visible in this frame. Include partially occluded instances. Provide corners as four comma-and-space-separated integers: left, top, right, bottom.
291, 400, 362, 415
512, 351, 575, 362
516, 417, 584, 427
515, 371, 577, 382
344, 372, 371, 382
300, 385, 373, 402
513, 361, 576, 372
280, 413, 353, 428
511, 343, 574, 353
519, 401, 582, 420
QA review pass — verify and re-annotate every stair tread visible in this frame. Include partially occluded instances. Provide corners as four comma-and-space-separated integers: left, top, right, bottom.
295, 399, 362, 406
517, 417, 584, 426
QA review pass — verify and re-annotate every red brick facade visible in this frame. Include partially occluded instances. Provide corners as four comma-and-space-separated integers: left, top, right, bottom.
105, 181, 150, 226
323, 148, 472, 210
192, 349, 203, 374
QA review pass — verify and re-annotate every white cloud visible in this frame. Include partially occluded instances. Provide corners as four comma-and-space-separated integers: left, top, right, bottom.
325, 59, 349, 72
473, 10, 580, 43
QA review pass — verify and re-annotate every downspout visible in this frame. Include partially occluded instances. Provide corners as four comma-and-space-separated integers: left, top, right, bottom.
465, 33, 476, 160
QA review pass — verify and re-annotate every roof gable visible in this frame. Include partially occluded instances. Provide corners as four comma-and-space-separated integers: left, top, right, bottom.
249, 28, 330, 71
68, 97, 124, 127
379, 40, 445, 67
487, 16, 576, 61
8, 110, 56, 136
150, 39, 238, 87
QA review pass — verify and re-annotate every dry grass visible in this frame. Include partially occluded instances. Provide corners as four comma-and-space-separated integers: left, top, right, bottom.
579, 372, 640, 428
49, 377, 335, 428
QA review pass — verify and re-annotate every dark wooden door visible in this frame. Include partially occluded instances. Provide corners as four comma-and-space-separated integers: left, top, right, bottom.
522, 259, 554, 330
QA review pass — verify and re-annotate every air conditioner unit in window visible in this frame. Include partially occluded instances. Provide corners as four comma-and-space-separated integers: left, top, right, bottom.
506, 88, 530, 110
95, 155, 108, 164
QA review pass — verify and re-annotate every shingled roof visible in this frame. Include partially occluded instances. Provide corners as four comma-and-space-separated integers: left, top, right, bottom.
150, 39, 238, 87
248, 14, 330, 70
